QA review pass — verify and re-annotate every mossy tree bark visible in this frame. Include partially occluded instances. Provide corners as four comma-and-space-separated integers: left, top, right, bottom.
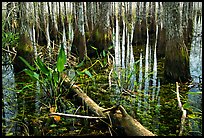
13, 2, 34, 73
163, 2, 191, 82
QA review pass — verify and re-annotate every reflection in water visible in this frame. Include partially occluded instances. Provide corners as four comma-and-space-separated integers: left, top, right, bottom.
144, 27, 150, 111
129, 21, 136, 90
121, 18, 126, 68
114, 6, 121, 97
137, 53, 143, 111
152, 25, 158, 101
2, 54, 17, 135
137, 22, 161, 128
188, 14, 202, 136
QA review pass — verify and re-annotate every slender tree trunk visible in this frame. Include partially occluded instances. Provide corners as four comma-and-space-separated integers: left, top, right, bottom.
141, 2, 147, 45
73, 2, 87, 60
132, 2, 141, 46
157, 2, 166, 58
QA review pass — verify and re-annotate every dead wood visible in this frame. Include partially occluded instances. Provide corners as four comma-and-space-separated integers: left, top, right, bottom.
62, 74, 156, 136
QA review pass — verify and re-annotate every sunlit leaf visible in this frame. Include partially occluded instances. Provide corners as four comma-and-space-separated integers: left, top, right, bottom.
24, 69, 39, 80
84, 69, 92, 78
183, 103, 192, 110
188, 114, 196, 119
57, 44, 66, 72
50, 124, 57, 127
187, 91, 202, 95
35, 57, 50, 75
5, 133, 13, 136
19, 56, 36, 71
90, 45, 97, 50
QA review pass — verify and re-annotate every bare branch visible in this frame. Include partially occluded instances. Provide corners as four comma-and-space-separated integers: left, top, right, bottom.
176, 82, 187, 136
49, 112, 106, 119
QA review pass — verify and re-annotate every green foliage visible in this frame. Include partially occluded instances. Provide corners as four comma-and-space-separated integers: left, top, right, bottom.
2, 20, 19, 48
35, 57, 50, 75
57, 44, 67, 73
19, 56, 36, 71
2, 31, 19, 48
20, 44, 67, 107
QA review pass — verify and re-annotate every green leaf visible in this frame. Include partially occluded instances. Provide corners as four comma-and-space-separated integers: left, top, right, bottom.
84, 69, 92, 78
103, 50, 106, 57
50, 124, 57, 127
57, 44, 66, 72
188, 114, 196, 119
24, 69, 39, 80
103, 59, 107, 66
90, 45, 97, 51
183, 103, 192, 110
53, 71, 59, 85
76, 70, 84, 76
187, 91, 202, 95
75, 61, 84, 68
108, 45, 113, 50
19, 56, 36, 71
35, 57, 50, 75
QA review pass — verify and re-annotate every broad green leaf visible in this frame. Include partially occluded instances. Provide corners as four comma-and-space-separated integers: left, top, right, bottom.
187, 91, 202, 95
35, 57, 50, 75
84, 69, 92, 78
57, 44, 66, 72
19, 56, 35, 71
24, 69, 39, 80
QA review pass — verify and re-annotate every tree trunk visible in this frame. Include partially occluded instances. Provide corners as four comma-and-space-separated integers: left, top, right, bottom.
163, 2, 191, 82
132, 2, 141, 46
73, 2, 87, 61
157, 2, 166, 58
13, 2, 34, 73
141, 2, 147, 45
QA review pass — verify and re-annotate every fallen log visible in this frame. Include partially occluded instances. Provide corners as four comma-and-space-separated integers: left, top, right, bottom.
62, 74, 156, 136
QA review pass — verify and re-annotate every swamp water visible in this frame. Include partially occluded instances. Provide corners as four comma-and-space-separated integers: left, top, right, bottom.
2, 11, 202, 137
